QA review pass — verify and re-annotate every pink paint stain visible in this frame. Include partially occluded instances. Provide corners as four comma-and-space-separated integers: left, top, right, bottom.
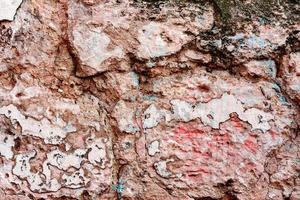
168, 118, 262, 183
244, 137, 258, 154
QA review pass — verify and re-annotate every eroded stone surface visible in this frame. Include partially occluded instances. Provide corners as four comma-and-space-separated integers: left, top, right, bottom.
0, 0, 299, 199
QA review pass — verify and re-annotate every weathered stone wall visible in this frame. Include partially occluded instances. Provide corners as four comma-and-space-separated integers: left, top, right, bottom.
0, 0, 299, 199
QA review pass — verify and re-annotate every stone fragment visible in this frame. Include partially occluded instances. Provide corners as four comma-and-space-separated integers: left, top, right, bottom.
137, 22, 191, 59
244, 60, 277, 79
183, 50, 212, 63
71, 24, 124, 77
281, 52, 300, 103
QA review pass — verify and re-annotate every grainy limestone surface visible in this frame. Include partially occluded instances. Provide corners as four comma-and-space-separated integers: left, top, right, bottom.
0, 0, 299, 199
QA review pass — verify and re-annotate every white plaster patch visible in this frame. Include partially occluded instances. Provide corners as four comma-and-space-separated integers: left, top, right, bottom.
86, 136, 108, 169
154, 159, 173, 178
13, 151, 61, 192
239, 108, 274, 132
53, 99, 81, 115
1, 81, 45, 104
0, 104, 76, 144
0, 132, 14, 159
12, 146, 98, 192
10, 84, 44, 101
171, 99, 194, 122
193, 93, 244, 129
142, 104, 164, 129
148, 140, 160, 156
113, 100, 140, 133
142, 93, 274, 132
43, 149, 87, 179
137, 22, 190, 59
0, 0, 23, 21
62, 169, 89, 189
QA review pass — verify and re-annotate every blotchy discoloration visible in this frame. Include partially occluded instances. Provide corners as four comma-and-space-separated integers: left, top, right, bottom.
0, 0, 299, 199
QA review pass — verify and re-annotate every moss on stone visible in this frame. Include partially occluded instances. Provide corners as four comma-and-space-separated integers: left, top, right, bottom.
212, 0, 233, 23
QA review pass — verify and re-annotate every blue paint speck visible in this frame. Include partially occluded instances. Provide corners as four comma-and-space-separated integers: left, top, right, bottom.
130, 72, 139, 87
262, 60, 276, 78
272, 83, 290, 106
112, 179, 125, 199
245, 35, 268, 49
228, 33, 244, 41
142, 95, 157, 101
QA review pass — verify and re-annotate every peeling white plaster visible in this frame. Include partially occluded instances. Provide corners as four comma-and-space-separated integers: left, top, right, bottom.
86, 136, 107, 169
142, 93, 274, 132
148, 140, 160, 156
44, 149, 87, 172
154, 159, 173, 178
53, 99, 81, 115
239, 108, 274, 132
0, 81, 45, 104
62, 169, 89, 189
0, 132, 14, 159
13, 147, 92, 192
171, 99, 194, 122
9, 82, 44, 101
0, 104, 76, 144
193, 93, 244, 129
13, 151, 61, 192
113, 100, 140, 133
142, 104, 164, 129
0, 0, 23, 21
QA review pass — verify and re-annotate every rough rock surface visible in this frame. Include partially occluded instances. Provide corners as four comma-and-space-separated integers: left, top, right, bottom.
0, 0, 299, 199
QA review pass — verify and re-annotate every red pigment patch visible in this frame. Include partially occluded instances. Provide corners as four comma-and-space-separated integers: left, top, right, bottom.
168, 119, 261, 183
231, 116, 247, 130
173, 123, 206, 139
244, 137, 258, 153
268, 129, 278, 140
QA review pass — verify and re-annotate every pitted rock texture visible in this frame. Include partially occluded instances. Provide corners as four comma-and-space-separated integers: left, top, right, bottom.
0, 0, 299, 199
